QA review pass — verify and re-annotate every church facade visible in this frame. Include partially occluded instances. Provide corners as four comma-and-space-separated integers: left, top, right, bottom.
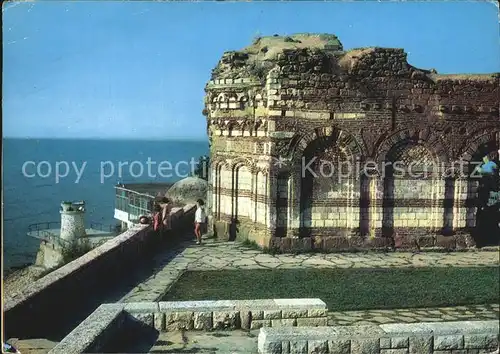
204, 34, 500, 251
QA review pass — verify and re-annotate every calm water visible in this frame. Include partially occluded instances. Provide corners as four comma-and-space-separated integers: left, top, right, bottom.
2, 138, 208, 272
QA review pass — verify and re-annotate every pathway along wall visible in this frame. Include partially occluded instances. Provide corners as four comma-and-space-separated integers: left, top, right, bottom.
204, 33, 500, 251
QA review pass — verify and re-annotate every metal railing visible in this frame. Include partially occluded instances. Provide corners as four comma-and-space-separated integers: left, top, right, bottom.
115, 185, 155, 217
90, 222, 118, 233
27, 221, 67, 245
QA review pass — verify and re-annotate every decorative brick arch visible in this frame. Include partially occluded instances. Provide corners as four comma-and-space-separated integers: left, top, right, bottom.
211, 158, 231, 171
231, 157, 257, 173
458, 128, 500, 163
291, 125, 364, 164
375, 128, 449, 166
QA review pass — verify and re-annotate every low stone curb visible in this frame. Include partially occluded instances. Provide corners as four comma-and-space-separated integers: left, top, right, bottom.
49, 298, 328, 353
258, 320, 500, 354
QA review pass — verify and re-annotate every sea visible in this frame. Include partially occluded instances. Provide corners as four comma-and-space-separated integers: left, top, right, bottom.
2, 138, 209, 273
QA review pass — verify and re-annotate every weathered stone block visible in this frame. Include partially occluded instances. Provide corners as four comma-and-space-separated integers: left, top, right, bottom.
351, 337, 380, 354
380, 337, 391, 349
391, 337, 409, 349
271, 319, 296, 327
213, 311, 240, 329
282, 309, 309, 318
328, 339, 350, 354
193, 312, 213, 330
409, 335, 432, 354
380, 350, 409, 354
324, 237, 349, 250
348, 236, 365, 249
154, 313, 165, 331
364, 237, 392, 249
434, 335, 464, 350
240, 311, 251, 330
260, 340, 282, 354
252, 310, 264, 320
417, 236, 435, 248
130, 312, 154, 327
290, 340, 308, 354
312, 236, 324, 250
166, 311, 194, 331
281, 237, 293, 251
308, 340, 328, 354
296, 318, 328, 327
251, 319, 271, 329
264, 310, 282, 320
435, 235, 456, 250
308, 309, 327, 317
464, 334, 498, 349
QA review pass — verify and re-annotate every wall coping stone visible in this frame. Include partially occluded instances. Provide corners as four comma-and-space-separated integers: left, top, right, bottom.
49, 304, 125, 354
124, 302, 160, 313
380, 320, 500, 335
156, 299, 326, 313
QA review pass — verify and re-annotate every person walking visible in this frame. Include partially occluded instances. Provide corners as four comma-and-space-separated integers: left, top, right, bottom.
194, 199, 206, 245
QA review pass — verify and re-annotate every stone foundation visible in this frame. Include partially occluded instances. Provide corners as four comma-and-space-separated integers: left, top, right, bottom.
258, 321, 500, 354
49, 298, 328, 353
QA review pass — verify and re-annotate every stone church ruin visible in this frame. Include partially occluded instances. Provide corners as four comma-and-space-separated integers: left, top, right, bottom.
204, 33, 500, 251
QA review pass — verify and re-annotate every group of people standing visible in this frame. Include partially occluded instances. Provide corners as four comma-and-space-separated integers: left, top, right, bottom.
152, 196, 207, 245
152, 196, 172, 234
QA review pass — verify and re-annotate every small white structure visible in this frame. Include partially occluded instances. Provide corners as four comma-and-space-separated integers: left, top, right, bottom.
28, 201, 117, 269
60, 201, 87, 241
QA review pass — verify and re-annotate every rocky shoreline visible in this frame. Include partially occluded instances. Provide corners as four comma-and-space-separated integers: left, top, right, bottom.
4, 264, 46, 298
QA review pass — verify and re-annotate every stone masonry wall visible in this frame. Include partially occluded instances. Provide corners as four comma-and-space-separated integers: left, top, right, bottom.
50, 299, 329, 353
205, 34, 500, 251
126, 299, 328, 332
258, 321, 500, 354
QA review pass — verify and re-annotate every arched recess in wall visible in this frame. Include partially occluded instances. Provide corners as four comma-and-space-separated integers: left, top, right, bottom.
297, 127, 362, 238
232, 161, 253, 222
381, 139, 442, 238
276, 170, 292, 238
460, 130, 500, 246
217, 162, 232, 220
255, 170, 268, 226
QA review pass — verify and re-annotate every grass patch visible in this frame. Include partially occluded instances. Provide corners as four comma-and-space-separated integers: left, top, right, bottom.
162, 267, 499, 311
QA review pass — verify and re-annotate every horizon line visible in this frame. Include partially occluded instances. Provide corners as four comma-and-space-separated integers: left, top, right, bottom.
2, 136, 209, 142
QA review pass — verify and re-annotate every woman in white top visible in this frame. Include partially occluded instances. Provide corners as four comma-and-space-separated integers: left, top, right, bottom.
194, 199, 206, 245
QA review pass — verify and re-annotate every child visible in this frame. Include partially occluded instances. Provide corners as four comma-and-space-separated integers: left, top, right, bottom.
194, 199, 206, 245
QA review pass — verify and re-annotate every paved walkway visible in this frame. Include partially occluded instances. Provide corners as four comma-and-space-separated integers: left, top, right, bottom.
328, 304, 499, 326
120, 239, 499, 303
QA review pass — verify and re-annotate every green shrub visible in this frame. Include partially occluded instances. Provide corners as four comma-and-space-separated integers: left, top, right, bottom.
193, 155, 210, 181
60, 237, 93, 264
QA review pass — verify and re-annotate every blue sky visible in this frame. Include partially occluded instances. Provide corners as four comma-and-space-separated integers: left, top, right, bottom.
3, 1, 499, 140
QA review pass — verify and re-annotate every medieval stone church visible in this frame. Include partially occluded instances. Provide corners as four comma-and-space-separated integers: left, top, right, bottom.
204, 34, 499, 251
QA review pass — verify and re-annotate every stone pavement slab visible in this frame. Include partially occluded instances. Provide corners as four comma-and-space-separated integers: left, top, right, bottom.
328, 304, 499, 326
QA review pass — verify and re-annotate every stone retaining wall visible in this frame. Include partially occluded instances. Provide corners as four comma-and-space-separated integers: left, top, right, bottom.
258, 321, 500, 354
49, 298, 328, 353
127, 298, 328, 331
4, 204, 196, 339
